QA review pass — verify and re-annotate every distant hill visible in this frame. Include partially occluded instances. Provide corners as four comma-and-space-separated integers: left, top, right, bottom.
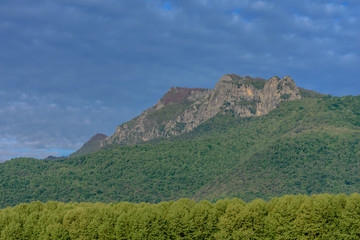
1, 88, 360, 207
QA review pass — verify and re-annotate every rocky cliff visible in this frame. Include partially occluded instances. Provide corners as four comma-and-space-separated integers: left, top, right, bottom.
100, 74, 309, 147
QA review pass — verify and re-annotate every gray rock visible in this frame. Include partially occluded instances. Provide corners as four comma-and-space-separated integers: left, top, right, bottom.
101, 74, 302, 147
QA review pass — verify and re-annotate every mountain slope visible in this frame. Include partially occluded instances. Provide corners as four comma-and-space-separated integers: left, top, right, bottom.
70, 133, 107, 157
100, 74, 303, 148
1, 95, 360, 208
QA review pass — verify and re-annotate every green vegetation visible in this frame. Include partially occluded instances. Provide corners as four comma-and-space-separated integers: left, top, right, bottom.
1, 194, 360, 239
243, 77, 266, 90
147, 102, 192, 125
299, 87, 326, 98
1, 96, 360, 208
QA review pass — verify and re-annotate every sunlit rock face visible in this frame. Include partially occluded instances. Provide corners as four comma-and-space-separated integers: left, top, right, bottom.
101, 74, 302, 147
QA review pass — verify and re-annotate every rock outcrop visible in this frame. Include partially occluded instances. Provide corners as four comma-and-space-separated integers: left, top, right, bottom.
101, 74, 303, 147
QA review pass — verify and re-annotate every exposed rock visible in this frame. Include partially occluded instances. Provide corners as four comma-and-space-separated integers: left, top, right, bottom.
102, 87, 210, 145
101, 74, 303, 147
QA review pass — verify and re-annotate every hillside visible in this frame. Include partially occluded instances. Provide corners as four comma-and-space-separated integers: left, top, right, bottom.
75, 74, 322, 155
101, 74, 303, 147
1, 94, 360, 208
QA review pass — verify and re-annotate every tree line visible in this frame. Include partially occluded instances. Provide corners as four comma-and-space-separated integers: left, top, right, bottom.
1, 193, 360, 239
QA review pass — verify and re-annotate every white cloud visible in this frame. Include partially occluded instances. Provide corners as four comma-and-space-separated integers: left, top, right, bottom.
341, 53, 358, 62
294, 14, 320, 31
251, 1, 273, 10
324, 3, 346, 15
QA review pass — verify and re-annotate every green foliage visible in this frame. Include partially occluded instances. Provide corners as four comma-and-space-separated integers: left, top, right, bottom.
298, 87, 326, 98
147, 102, 192, 124
1, 96, 360, 208
243, 78, 266, 90
2, 194, 360, 239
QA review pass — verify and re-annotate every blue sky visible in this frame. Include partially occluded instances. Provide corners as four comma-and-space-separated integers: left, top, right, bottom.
0, 0, 359, 161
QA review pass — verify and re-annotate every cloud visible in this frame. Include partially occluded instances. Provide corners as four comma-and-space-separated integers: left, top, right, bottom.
341, 53, 358, 62
0, 0, 359, 160
0, 90, 141, 161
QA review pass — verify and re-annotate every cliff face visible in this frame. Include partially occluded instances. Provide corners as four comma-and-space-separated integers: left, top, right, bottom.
101, 87, 211, 146
101, 74, 302, 147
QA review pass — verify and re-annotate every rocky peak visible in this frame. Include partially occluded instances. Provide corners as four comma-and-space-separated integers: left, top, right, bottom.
90, 133, 108, 142
190, 74, 301, 121
159, 87, 208, 105
214, 74, 234, 92
265, 75, 297, 93
155, 87, 210, 110
261, 75, 301, 114
68, 72, 327, 153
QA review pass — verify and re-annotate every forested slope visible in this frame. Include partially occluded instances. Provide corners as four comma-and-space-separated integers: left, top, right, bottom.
1, 194, 360, 239
1, 95, 360, 207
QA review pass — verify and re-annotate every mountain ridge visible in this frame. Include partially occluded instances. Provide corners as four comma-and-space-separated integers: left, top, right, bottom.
76, 74, 324, 155
2, 94, 360, 208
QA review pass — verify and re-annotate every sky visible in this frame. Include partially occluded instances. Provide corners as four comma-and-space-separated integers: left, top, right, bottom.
0, 0, 359, 161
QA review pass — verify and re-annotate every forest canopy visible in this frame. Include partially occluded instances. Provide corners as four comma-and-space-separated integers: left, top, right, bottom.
1, 194, 360, 239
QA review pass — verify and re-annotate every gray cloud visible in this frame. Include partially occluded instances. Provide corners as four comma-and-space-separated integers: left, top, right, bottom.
0, 0, 359, 160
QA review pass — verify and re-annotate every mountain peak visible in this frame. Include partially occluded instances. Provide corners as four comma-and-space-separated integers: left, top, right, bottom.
270, 75, 281, 81
97, 74, 311, 149
159, 87, 209, 106
91, 133, 108, 141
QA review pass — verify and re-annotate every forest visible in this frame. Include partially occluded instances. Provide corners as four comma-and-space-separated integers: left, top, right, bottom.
1, 194, 360, 239
1, 95, 360, 207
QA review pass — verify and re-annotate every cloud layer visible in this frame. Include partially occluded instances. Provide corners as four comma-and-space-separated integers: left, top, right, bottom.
1, 0, 359, 161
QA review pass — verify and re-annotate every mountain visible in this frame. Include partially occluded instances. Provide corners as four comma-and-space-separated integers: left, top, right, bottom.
77, 74, 322, 155
2, 74, 359, 208
1, 95, 360, 207
101, 74, 303, 147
